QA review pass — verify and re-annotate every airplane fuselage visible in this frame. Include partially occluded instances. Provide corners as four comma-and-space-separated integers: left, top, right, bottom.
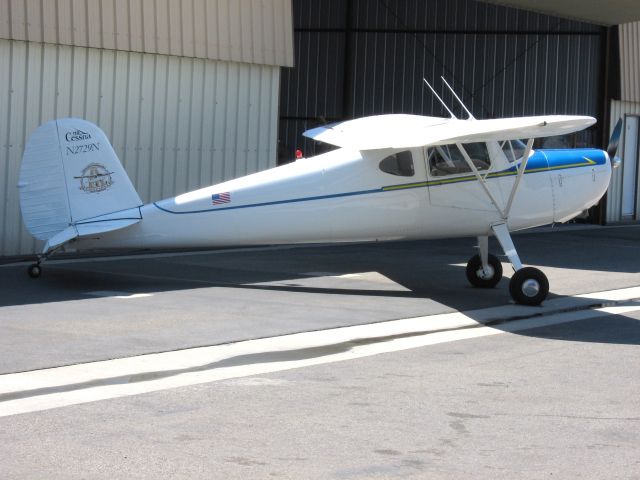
75, 143, 611, 251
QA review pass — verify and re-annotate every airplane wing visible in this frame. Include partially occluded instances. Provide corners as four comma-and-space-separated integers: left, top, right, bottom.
303, 114, 596, 150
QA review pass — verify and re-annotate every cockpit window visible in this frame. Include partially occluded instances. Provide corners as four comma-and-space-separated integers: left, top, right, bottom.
428, 143, 490, 177
501, 139, 527, 163
379, 151, 415, 177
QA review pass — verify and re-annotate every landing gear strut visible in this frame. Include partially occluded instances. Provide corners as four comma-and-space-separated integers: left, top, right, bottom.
467, 223, 549, 306
25, 242, 67, 279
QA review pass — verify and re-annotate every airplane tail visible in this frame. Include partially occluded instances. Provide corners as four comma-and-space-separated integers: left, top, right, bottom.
18, 118, 143, 253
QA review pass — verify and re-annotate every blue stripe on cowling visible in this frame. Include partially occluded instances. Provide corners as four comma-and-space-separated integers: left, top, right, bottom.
540, 148, 607, 168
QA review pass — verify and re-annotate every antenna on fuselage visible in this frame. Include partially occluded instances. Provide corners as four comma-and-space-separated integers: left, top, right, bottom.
440, 76, 475, 120
422, 78, 457, 119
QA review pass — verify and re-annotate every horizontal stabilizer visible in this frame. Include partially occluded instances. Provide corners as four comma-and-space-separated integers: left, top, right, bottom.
76, 218, 141, 237
303, 114, 596, 150
42, 208, 142, 253
42, 226, 80, 254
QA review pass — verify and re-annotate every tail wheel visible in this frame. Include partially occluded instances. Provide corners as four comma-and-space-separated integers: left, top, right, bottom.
27, 264, 42, 278
466, 254, 503, 288
509, 267, 549, 306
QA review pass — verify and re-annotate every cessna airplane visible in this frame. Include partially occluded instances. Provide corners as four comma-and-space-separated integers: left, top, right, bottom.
18, 81, 620, 306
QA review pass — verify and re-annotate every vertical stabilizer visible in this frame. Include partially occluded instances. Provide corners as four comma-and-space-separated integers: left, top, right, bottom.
18, 118, 143, 246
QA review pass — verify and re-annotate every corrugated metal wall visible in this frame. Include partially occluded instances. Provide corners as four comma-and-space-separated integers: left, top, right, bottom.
606, 100, 640, 223
619, 22, 640, 103
604, 22, 640, 223
279, 0, 603, 161
0, 0, 294, 67
0, 39, 280, 256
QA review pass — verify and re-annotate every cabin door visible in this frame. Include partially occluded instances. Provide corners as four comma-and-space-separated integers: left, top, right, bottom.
424, 143, 504, 212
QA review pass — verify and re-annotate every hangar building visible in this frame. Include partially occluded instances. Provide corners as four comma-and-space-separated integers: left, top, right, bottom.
606, 22, 640, 222
279, 1, 640, 225
0, 0, 293, 257
1, 0, 640, 258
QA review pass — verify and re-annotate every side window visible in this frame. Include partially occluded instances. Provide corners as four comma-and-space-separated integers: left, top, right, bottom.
379, 150, 415, 177
501, 139, 527, 163
428, 143, 490, 177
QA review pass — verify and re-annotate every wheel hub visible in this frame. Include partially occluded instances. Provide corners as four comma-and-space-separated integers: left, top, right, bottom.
476, 265, 495, 280
521, 279, 540, 297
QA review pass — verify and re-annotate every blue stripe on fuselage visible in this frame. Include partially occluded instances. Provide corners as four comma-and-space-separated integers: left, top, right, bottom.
154, 148, 607, 214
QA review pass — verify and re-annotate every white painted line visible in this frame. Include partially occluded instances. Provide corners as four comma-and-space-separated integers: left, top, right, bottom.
579, 287, 640, 302
85, 291, 153, 299
1, 285, 639, 418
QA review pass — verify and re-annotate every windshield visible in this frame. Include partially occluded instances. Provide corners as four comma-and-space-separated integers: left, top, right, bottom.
501, 139, 527, 163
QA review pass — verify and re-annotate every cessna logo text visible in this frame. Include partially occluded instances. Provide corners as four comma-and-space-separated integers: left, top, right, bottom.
66, 142, 101, 155
65, 129, 92, 142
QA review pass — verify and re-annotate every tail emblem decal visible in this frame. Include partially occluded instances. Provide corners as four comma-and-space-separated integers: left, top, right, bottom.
74, 163, 114, 193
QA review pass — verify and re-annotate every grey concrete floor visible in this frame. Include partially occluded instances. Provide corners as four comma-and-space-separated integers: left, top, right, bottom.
0, 311, 638, 479
0, 225, 639, 479
1, 225, 640, 373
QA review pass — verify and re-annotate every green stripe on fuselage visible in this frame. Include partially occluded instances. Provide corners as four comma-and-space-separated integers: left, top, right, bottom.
382, 156, 597, 192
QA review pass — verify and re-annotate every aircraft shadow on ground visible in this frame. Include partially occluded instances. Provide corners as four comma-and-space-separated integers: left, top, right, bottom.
1, 228, 640, 312
0, 237, 512, 310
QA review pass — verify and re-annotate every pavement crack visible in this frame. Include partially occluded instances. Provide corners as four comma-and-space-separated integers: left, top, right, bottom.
531, 414, 640, 421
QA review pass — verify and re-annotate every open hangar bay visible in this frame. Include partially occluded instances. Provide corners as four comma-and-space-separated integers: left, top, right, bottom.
1, 225, 640, 478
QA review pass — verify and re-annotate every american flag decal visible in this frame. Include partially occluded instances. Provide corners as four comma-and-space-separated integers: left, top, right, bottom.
211, 192, 231, 205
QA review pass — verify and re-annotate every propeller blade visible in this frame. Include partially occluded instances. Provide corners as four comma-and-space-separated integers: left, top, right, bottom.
607, 118, 623, 158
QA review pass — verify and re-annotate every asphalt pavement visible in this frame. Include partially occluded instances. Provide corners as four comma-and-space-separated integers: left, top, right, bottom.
0, 225, 639, 478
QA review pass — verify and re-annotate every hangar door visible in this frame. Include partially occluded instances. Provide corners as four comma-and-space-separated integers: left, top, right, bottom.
621, 116, 640, 219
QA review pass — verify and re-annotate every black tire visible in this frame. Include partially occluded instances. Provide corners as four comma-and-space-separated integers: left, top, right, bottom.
27, 264, 41, 278
465, 254, 503, 288
509, 267, 549, 306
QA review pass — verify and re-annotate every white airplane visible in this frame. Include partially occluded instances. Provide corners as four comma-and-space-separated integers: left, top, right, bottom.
17, 83, 621, 306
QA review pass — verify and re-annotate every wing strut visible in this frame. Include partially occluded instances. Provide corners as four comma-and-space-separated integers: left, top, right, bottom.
456, 142, 506, 218
503, 138, 535, 219
457, 138, 534, 220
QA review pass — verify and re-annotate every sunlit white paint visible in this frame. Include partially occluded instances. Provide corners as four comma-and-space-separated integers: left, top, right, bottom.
0, 0, 294, 67
19, 113, 606, 253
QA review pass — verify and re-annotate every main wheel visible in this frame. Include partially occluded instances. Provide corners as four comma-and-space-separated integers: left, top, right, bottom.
27, 264, 42, 278
466, 254, 503, 288
509, 267, 549, 306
